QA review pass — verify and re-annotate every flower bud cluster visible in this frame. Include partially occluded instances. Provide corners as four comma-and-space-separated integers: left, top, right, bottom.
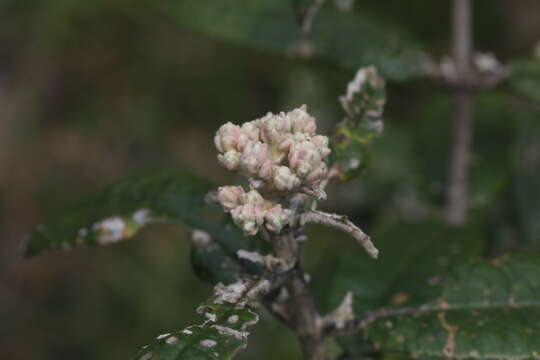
217, 186, 291, 235
214, 105, 330, 235
214, 105, 331, 194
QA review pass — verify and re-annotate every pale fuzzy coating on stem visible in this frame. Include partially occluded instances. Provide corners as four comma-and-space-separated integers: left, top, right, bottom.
301, 210, 378, 259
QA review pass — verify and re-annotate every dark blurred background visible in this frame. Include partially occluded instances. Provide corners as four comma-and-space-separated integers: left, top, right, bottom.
1, 1, 539, 359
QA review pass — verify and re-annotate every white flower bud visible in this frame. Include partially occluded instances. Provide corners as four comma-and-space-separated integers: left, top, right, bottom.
214, 122, 242, 153
306, 163, 328, 182
311, 135, 331, 158
289, 141, 323, 178
241, 122, 260, 141
289, 105, 316, 135
259, 112, 291, 144
237, 121, 261, 151
218, 150, 241, 170
239, 141, 268, 175
265, 205, 291, 233
217, 186, 245, 211
231, 203, 266, 236
242, 190, 265, 207
273, 166, 301, 191
258, 159, 273, 180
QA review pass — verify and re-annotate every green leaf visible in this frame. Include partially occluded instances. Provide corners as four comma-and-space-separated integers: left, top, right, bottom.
329, 221, 485, 315
366, 254, 540, 359
24, 168, 213, 256
133, 278, 269, 360
328, 221, 485, 356
508, 58, 540, 103
171, 0, 427, 81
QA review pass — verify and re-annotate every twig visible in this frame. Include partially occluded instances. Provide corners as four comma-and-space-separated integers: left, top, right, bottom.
444, 0, 474, 226
300, 0, 326, 35
301, 210, 378, 259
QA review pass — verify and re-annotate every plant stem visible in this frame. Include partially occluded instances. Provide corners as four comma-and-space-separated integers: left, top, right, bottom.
270, 229, 326, 360
445, 0, 474, 226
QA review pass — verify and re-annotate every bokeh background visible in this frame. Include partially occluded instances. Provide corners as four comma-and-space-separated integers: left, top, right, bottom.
1, 1, 539, 359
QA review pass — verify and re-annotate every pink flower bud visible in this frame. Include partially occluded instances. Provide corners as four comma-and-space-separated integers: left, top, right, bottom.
288, 141, 322, 178
258, 159, 274, 180
311, 135, 331, 158
214, 122, 241, 153
231, 203, 266, 236
241, 122, 260, 141
237, 121, 261, 151
265, 205, 291, 233
289, 105, 316, 135
218, 150, 241, 170
306, 163, 328, 182
242, 190, 265, 207
217, 186, 245, 211
259, 112, 291, 144
239, 141, 268, 175
273, 166, 301, 191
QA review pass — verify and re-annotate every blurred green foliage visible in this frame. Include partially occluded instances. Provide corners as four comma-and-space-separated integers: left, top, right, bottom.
1, 0, 539, 359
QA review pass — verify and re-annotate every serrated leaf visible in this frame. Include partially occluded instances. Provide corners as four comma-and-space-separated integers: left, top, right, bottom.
171, 0, 426, 81
366, 254, 540, 359
133, 278, 269, 360
328, 221, 485, 356
24, 168, 213, 256
508, 58, 540, 103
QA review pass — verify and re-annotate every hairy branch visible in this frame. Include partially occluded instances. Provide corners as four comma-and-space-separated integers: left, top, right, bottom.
301, 210, 378, 259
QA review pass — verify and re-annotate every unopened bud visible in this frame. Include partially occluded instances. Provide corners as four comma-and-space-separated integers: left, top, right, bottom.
231, 203, 265, 236
237, 121, 261, 151
265, 205, 291, 233
215, 122, 242, 153
240, 141, 268, 175
306, 163, 328, 182
311, 135, 331, 157
242, 190, 265, 207
289, 141, 323, 178
273, 166, 301, 191
259, 113, 291, 144
289, 105, 316, 135
217, 186, 245, 211
258, 159, 274, 180
218, 150, 241, 170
